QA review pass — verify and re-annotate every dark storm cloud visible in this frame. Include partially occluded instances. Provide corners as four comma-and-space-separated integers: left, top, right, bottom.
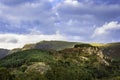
56, 1, 120, 21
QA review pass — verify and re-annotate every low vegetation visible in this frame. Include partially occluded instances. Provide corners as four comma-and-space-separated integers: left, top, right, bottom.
0, 41, 120, 80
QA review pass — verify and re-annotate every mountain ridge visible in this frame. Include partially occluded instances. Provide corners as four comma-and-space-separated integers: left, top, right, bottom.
0, 41, 120, 59
0, 41, 120, 80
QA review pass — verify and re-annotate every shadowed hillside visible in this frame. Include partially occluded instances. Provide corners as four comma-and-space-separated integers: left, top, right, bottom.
22, 41, 79, 51
0, 49, 9, 59
102, 42, 120, 59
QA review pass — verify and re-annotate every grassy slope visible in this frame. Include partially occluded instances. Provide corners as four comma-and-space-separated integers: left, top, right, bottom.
34, 41, 79, 50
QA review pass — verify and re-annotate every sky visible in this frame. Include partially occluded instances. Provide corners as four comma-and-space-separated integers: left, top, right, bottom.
0, 0, 120, 49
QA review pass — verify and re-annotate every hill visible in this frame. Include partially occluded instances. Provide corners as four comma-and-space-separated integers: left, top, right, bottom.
102, 42, 120, 59
0, 41, 120, 60
0, 41, 78, 59
0, 41, 120, 80
22, 41, 78, 51
0, 49, 9, 59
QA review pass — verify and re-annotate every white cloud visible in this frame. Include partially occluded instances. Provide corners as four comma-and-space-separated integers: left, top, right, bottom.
0, 32, 66, 49
92, 21, 120, 37
66, 35, 84, 42
0, 0, 120, 43
64, 0, 79, 6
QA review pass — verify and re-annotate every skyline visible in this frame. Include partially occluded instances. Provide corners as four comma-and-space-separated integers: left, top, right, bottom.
0, 0, 120, 49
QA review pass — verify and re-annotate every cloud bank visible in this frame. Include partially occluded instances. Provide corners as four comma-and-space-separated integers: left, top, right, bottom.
0, 0, 120, 49
0, 32, 66, 49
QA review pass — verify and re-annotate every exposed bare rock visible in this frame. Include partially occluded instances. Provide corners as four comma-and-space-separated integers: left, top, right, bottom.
25, 62, 50, 74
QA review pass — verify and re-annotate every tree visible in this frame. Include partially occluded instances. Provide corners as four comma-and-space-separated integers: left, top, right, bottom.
0, 67, 14, 80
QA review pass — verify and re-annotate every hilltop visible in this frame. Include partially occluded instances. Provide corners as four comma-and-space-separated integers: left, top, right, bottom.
1, 41, 120, 59
22, 41, 78, 51
0, 41, 78, 59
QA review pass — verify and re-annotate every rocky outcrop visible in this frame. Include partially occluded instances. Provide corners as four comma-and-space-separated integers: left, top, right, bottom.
57, 45, 110, 66
80, 47, 110, 66
25, 62, 50, 74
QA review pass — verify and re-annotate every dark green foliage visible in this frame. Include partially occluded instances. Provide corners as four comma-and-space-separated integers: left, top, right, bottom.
0, 49, 53, 68
0, 67, 14, 80
14, 72, 47, 80
45, 63, 93, 80
19, 65, 27, 72
0, 45, 120, 80
74, 43, 93, 48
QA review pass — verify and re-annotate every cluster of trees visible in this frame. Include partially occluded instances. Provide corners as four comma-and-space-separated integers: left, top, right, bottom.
0, 49, 53, 68
0, 49, 120, 80
0, 59, 120, 80
0, 67, 14, 80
